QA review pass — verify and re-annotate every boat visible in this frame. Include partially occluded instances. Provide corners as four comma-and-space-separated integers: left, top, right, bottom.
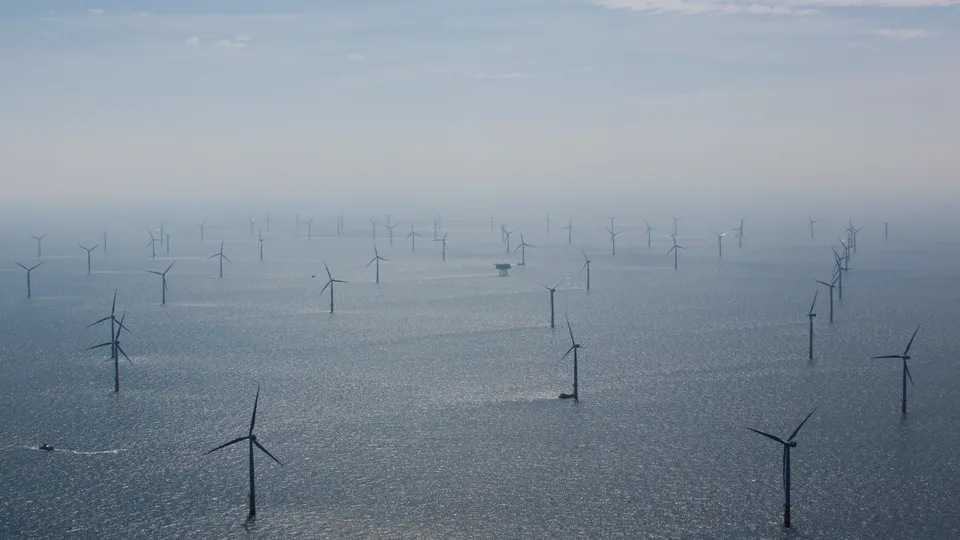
38, 444, 55, 451
558, 393, 575, 400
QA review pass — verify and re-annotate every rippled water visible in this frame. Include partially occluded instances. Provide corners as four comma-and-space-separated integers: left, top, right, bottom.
1, 218, 958, 539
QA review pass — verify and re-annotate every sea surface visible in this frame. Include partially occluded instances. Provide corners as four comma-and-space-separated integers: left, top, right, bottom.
1, 216, 958, 539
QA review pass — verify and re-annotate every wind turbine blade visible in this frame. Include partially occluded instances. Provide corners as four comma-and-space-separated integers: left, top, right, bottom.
16, 262, 28, 271
905, 363, 914, 386
87, 342, 113, 350
333, 279, 348, 284
116, 312, 127, 339
366, 258, 376, 268
871, 355, 903, 359
165, 261, 176, 273
561, 345, 575, 360
30, 262, 43, 271
566, 315, 575, 345
204, 436, 249, 455
319, 281, 331, 295
553, 279, 565, 289
747, 427, 787, 445
787, 407, 817, 442
146, 270, 162, 275
809, 290, 819, 314
578, 262, 588, 276
207, 254, 218, 259
254, 440, 284, 467
89, 316, 111, 327
381, 257, 390, 262
325, 262, 332, 280
814, 280, 830, 287
117, 345, 132, 364
249, 385, 260, 435
222, 255, 232, 263
903, 325, 920, 356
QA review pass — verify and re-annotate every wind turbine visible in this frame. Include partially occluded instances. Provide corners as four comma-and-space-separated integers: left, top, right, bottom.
607, 216, 617, 231
249, 218, 256, 237
806, 290, 818, 360
208, 241, 231, 279
715, 232, 727, 259
815, 273, 838, 323
88, 310, 133, 393
158, 225, 165, 246
337, 213, 344, 235
385, 223, 398, 246
515, 233, 534, 266
884, 221, 889, 242
103, 229, 108, 253
146, 261, 176, 305
562, 219, 574, 244
871, 325, 920, 414
558, 315, 582, 401
32, 233, 46, 258
808, 217, 817, 240
197, 220, 207, 242
148, 232, 158, 259
666, 235, 684, 270
15, 261, 42, 298
579, 249, 591, 291
319, 263, 347, 313
306, 217, 314, 239
405, 225, 422, 252
293, 213, 301, 232
204, 386, 283, 520
434, 231, 448, 261
670, 214, 681, 236
734, 217, 745, 248
258, 230, 264, 261
537, 280, 564, 328
88, 291, 127, 363
384, 213, 393, 229
265, 213, 271, 233
542, 213, 551, 234
504, 229, 515, 253
748, 408, 817, 528
370, 218, 380, 241
490, 215, 495, 234
606, 227, 620, 256
435, 212, 443, 233
165, 233, 171, 254
644, 221, 654, 248
366, 245, 389, 283
78, 244, 99, 274
832, 248, 845, 301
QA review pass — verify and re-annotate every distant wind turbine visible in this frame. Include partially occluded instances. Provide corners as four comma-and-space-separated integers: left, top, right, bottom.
370, 218, 380, 241
579, 249, 591, 291
88, 310, 133, 393
366, 245, 389, 283
32, 233, 46, 258
806, 290, 818, 360
15, 261, 42, 298
405, 225, 422, 252
562, 219, 574, 244
607, 216, 617, 231
808, 217, 817, 240
884, 221, 889, 242
319, 263, 347, 313
148, 232, 158, 259
385, 223, 398, 246
146, 261, 176, 305
542, 213, 551, 234
715, 232, 727, 259
306, 217, 314, 239
208, 241, 231, 278
204, 386, 283, 520
670, 214, 681, 236
78, 244, 99, 274
490, 215, 495, 234
504, 229, 515, 253
515, 233, 534, 266
293, 213, 301, 232
734, 217, 745, 248
265, 213, 271, 233
748, 408, 817, 528
644, 221, 654, 248
558, 315, 582, 401
258, 230, 264, 261
870, 325, 920, 414
337, 213, 344, 236
103, 229, 108, 253
832, 248, 845, 301
165, 234, 171, 254
666, 235, 684, 270
249, 218, 256, 237
606, 227, 620, 256
197, 220, 207, 242
815, 273, 838, 323
434, 231, 448, 261
537, 280, 564, 328
88, 291, 126, 363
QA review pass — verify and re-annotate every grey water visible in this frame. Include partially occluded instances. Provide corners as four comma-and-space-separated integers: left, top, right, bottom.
1, 215, 959, 539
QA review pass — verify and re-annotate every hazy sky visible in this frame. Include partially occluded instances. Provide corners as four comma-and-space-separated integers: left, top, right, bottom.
3, 1, 959, 211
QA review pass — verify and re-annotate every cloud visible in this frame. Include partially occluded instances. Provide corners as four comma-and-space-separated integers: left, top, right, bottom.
185, 36, 200, 46
88, 8, 104, 15
234, 34, 251, 42
588, 0, 960, 16
347, 53, 365, 62
470, 72, 533, 80
873, 28, 933, 39
214, 39, 247, 49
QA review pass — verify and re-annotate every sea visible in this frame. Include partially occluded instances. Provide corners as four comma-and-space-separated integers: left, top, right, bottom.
1, 213, 958, 539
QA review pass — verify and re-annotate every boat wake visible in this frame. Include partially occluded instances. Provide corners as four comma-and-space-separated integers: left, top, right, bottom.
21, 446, 127, 455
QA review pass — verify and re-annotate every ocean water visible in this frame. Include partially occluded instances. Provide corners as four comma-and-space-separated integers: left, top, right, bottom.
1, 216, 958, 539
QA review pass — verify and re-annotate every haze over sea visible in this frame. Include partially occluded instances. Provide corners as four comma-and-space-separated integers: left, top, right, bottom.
1, 209, 959, 539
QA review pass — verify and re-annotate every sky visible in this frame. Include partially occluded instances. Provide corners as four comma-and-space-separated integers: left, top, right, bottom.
2, 1, 959, 213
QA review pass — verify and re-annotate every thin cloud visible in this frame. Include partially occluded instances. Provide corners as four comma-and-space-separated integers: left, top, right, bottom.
185, 36, 200, 46
588, 0, 960, 16
347, 53, 365, 62
470, 72, 533, 80
214, 39, 247, 49
234, 34, 252, 42
88, 8, 105, 15
874, 28, 933, 40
